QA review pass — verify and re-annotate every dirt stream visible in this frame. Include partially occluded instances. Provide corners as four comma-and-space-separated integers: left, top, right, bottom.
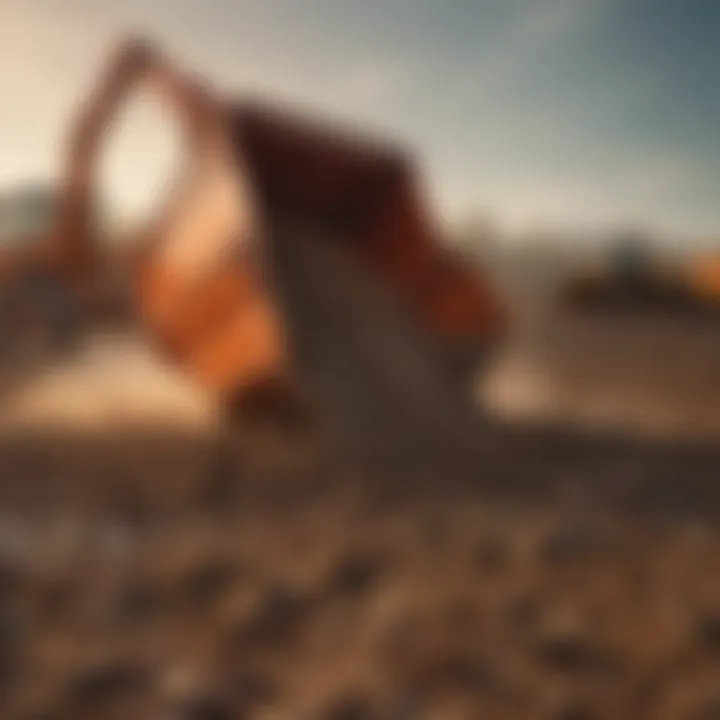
0, 230, 719, 718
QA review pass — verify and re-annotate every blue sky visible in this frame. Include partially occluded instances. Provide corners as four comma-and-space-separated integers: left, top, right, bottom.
1, 0, 719, 241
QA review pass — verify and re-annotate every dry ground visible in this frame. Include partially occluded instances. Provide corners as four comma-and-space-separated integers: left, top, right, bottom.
0, 233, 719, 718
1, 420, 720, 720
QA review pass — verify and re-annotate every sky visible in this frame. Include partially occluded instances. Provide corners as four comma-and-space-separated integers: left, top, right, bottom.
1, 0, 720, 242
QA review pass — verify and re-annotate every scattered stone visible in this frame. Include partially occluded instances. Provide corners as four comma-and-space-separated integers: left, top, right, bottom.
172, 695, 238, 720
690, 692, 720, 720
433, 651, 498, 695
474, 535, 509, 575
443, 600, 476, 633
67, 660, 150, 707
21, 712, 56, 720
37, 577, 76, 623
238, 585, 312, 649
540, 523, 607, 567
504, 594, 543, 634
320, 693, 375, 720
326, 551, 386, 598
535, 631, 616, 676
0, 559, 25, 600
178, 559, 241, 609
694, 613, 720, 655
400, 649, 498, 700
114, 577, 163, 624
552, 701, 599, 720
0, 606, 25, 650
0, 651, 19, 695
229, 670, 277, 708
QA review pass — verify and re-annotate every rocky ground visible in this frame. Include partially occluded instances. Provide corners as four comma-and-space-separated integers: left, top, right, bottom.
0, 232, 719, 718
0, 420, 720, 720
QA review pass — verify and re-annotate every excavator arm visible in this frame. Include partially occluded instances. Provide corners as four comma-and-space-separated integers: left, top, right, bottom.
0, 37, 287, 395
51, 36, 235, 279
50, 36, 286, 396
0, 36, 506, 399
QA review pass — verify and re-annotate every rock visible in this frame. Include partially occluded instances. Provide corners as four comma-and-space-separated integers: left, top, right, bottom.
551, 701, 599, 720
319, 694, 374, 720
0, 606, 24, 650
172, 696, 238, 720
238, 585, 312, 649
319, 693, 421, 720
399, 648, 499, 701
0, 559, 25, 601
474, 535, 509, 575
178, 559, 241, 609
540, 523, 607, 567
535, 631, 616, 676
692, 695, 720, 720
67, 660, 150, 707
228, 670, 277, 708
325, 552, 386, 599
694, 613, 720, 655
504, 594, 543, 635
114, 577, 164, 624
433, 651, 498, 695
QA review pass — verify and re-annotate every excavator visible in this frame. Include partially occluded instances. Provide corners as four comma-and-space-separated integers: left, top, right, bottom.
563, 232, 720, 317
0, 38, 507, 419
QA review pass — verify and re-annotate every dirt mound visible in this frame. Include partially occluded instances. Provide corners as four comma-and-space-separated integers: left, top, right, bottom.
483, 258, 720, 442
266, 222, 490, 480
0, 333, 217, 435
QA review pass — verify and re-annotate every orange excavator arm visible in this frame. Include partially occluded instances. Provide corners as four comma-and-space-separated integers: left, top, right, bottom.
0, 36, 288, 397
51, 36, 237, 279
1, 36, 506, 398
56, 37, 287, 396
